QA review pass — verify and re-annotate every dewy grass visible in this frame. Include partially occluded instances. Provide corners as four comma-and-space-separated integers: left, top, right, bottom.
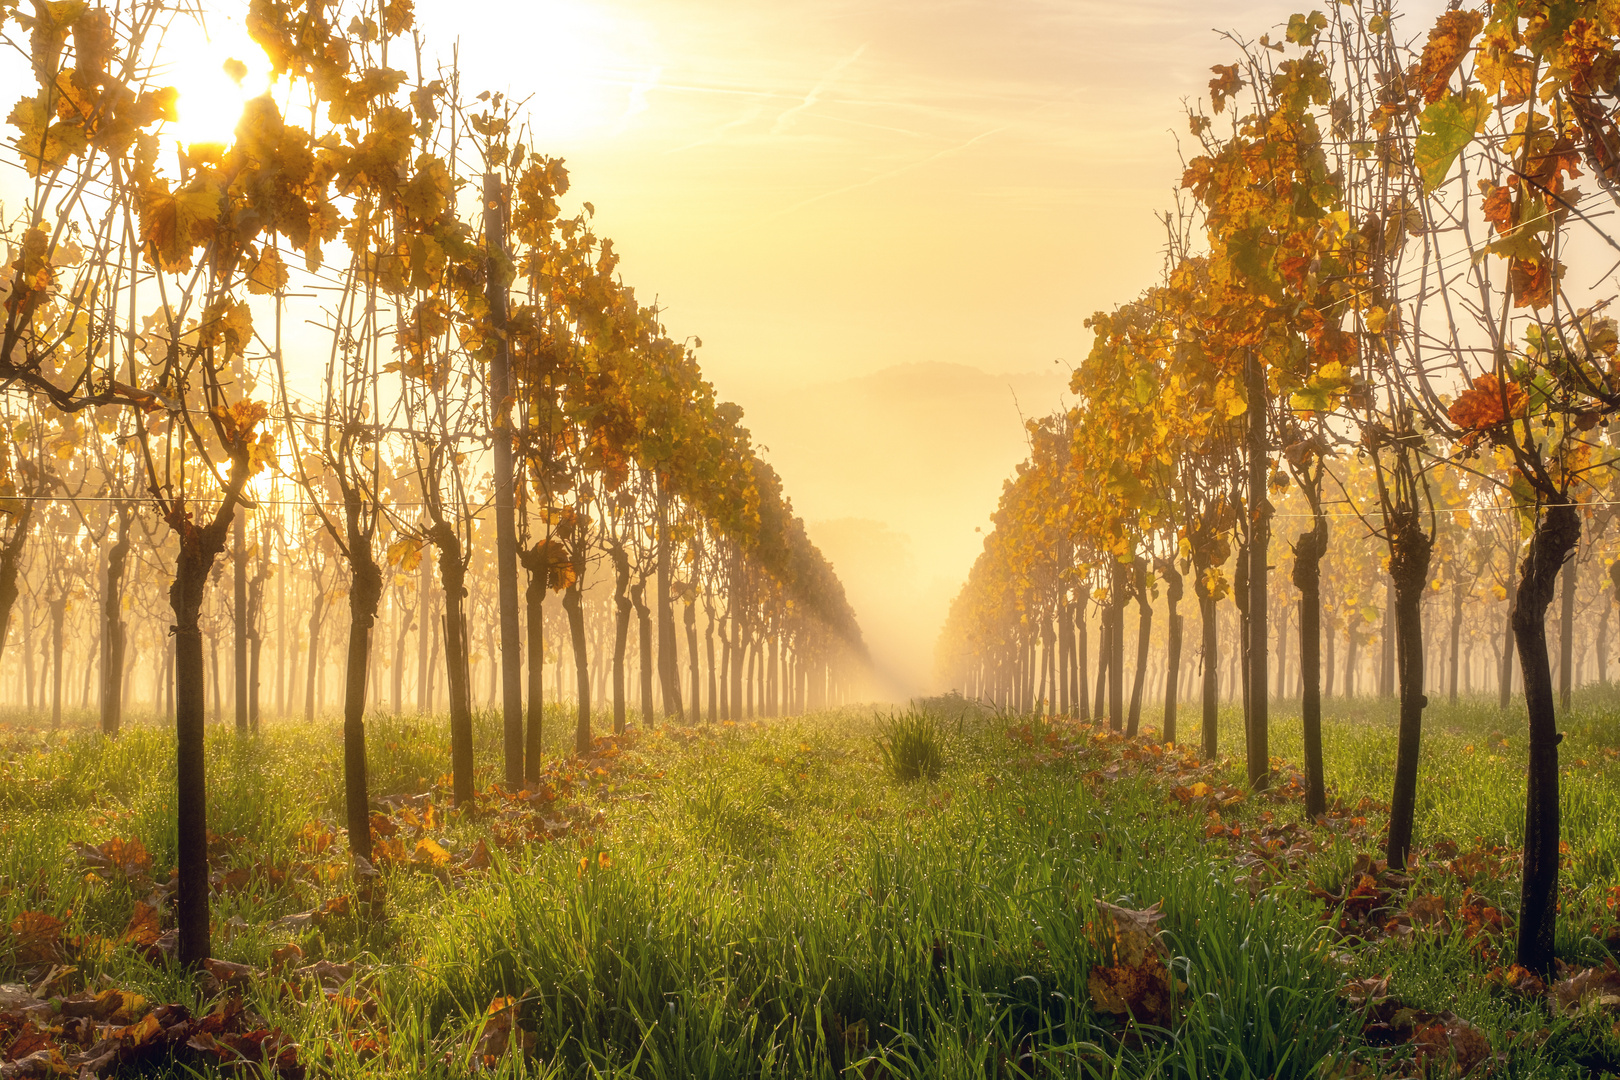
3, 693, 1620, 1076
874, 707, 945, 783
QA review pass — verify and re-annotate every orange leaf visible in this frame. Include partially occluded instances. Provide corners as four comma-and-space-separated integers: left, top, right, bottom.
1416, 11, 1484, 104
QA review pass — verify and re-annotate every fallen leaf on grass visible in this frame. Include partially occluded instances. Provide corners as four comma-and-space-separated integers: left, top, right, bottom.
7, 913, 64, 967
58, 988, 145, 1024
1458, 890, 1507, 939
201, 958, 258, 995
72, 838, 151, 883
461, 839, 492, 871
1085, 901, 1176, 1028
1412, 1014, 1492, 1076
1484, 964, 1546, 997
2, 991, 304, 1079
121, 903, 161, 950
1550, 959, 1620, 1013
1349, 980, 1493, 1077
412, 838, 450, 868
1340, 974, 1390, 1007
268, 943, 303, 971
0, 1046, 70, 1078
472, 996, 534, 1067
270, 894, 352, 932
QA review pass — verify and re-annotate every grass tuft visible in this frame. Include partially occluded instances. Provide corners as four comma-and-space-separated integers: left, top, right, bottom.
874, 708, 944, 782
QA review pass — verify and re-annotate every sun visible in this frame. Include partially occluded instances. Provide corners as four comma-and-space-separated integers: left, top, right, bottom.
158, 11, 271, 148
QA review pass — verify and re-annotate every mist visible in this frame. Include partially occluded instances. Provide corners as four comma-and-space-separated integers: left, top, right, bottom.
733, 361, 1070, 698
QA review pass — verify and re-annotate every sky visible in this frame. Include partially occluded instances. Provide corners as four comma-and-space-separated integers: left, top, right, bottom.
392, 0, 1309, 696
4, 0, 1424, 697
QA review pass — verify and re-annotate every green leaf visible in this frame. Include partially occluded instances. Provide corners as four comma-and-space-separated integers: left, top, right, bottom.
1286, 11, 1327, 46
1290, 386, 1330, 413
1414, 90, 1490, 192
1509, 472, 1538, 534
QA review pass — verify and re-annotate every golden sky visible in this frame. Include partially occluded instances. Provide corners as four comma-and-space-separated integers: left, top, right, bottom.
418, 0, 1312, 391
6, 0, 1456, 695
409, 0, 1350, 691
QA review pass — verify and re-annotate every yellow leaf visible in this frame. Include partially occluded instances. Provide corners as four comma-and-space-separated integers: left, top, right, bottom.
245, 245, 289, 295
137, 178, 222, 271
413, 837, 450, 867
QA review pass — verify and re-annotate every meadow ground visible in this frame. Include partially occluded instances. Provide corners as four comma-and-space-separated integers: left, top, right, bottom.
4, 691, 1620, 1078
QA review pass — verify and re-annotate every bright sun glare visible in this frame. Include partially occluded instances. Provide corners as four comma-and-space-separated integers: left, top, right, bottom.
157, 2, 647, 151
160, 12, 270, 148
498, 0, 653, 143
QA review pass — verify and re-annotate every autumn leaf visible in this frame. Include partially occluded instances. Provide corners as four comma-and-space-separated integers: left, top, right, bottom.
1086, 900, 1176, 1028
7, 90, 88, 175
387, 536, 423, 572
1550, 960, 1620, 1013
1412, 1014, 1492, 1075
199, 299, 254, 364
1509, 255, 1562, 310
400, 153, 451, 225
413, 836, 450, 867
1415, 10, 1483, 104
473, 995, 535, 1065
244, 244, 289, 295
1414, 90, 1489, 192
1475, 30, 1535, 107
1285, 11, 1327, 47
9, 910, 65, 964
121, 901, 162, 948
75, 835, 153, 881
1209, 64, 1243, 114
137, 177, 222, 271
1481, 183, 1516, 234
1289, 360, 1353, 414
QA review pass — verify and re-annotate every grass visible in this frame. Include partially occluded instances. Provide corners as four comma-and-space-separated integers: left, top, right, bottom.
874, 708, 945, 782
1, 690, 1620, 1077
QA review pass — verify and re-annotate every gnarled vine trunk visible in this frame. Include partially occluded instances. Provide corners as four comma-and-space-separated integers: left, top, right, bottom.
611, 543, 631, 735
102, 522, 130, 736
1385, 511, 1433, 871
563, 549, 592, 756
49, 595, 64, 728
1243, 351, 1269, 791
433, 528, 475, 808
521, 546, 546, 784
1075, 586, 1090, 721
1516, 502, 1580, 974
1448, 584, 1465, 706
1197, 579, 1218, 759
1292, 511, 1328, 819
685, 598, 701, 721
1162, 561, 1183, 745
171, 503, 241, 966
654, 488, 682, 720
704, 592, 718, 723
632, 577, 653, 725
339, 505, 380, 866
1124, 558, 1151, 738
1558, 559, 1576, 713
0, 501, 35, 667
